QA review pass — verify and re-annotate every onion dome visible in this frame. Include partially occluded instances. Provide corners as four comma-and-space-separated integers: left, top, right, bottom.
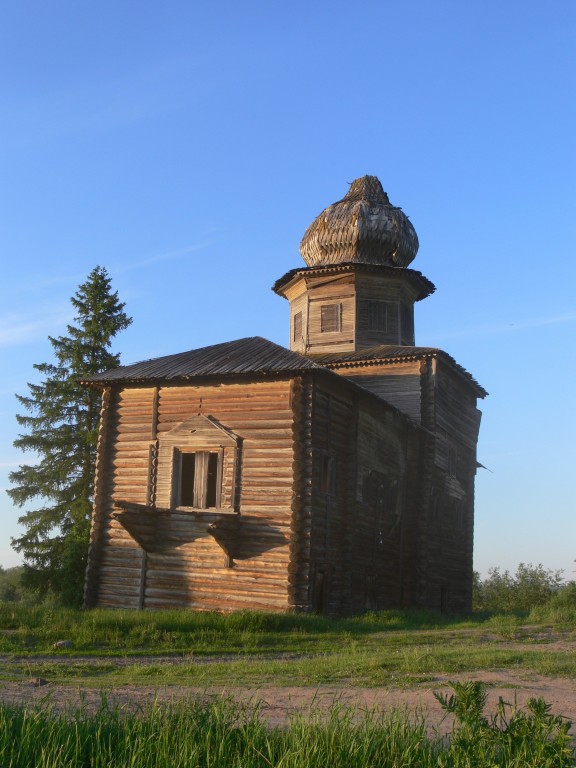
300, 176, 419, 268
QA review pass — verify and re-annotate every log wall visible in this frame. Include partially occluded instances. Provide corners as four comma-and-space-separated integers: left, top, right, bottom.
84, 361, 481, 615
341, 361, 422, 423
285, 270, 421, 353
302, 377, 423, 614
418, 360, 482, 612
85, 379, 296, 611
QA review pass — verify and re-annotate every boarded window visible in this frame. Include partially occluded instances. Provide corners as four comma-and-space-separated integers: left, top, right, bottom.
320, 453, 335, 495
400, 302, 414, 343
320, 303, 341, 333
178, 450, 221, 509
293, 311, 302, 342
367, 301, 388, 332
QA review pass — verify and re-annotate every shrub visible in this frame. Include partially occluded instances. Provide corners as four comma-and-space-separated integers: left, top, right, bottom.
474, 563, 564, 613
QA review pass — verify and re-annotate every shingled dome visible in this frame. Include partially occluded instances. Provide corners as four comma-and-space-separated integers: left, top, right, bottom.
299, 176, 419, 268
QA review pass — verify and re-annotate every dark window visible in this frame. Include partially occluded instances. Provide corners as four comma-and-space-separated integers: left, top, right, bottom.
293, 311, 302, 342
367, 301, 387, 332
400, 302, 414, 343
320, 303, 341, 333
180, 453, 197, 506
320, 453, 335, 495
206, 452, 219, 508
178, 451, 220, 508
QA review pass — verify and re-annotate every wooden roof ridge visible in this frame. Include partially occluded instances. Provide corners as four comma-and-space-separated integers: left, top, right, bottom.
272, 263, 435, 301
79, 336, 325, 386
311, 345, 488, 398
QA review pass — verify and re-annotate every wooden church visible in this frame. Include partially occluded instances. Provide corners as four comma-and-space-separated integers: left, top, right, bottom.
82, 176, 486, 614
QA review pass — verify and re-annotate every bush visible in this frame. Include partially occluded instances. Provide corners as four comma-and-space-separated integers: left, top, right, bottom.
474, 563, 564, 613
530, 581, 576, 627
0, 567, 27, 603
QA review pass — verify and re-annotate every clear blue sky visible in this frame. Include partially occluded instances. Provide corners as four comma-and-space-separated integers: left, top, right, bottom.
1, 1, 575, 578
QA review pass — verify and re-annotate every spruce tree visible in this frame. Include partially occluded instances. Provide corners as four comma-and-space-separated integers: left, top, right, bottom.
8, 266, 132, 606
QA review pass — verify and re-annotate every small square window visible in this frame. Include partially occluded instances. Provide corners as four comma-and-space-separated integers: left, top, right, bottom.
320, 304, 341, 333
367, 301, 388, 332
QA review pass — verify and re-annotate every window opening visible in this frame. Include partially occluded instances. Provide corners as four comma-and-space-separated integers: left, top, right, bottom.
206, 452, 219, 508
180, 453, 196, 506
179, 450, 220, 509
367, 301, 387, 332
320, 304, 341, 333
293, 311, 302, 342
320, 454, 334, 495
400, 302, 414, 343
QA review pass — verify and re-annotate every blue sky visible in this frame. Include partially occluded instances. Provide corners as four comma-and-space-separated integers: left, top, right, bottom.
1, 1, 575, 578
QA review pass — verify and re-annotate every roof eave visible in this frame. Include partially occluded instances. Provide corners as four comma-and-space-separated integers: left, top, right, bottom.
318, 350, 487, 399
272, 263, 436, 302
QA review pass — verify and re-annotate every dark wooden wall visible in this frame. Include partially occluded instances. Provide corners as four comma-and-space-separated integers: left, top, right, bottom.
291, 374, 424, 615
419, 359, 483, 612
341, 360, 422, 423
328, 354, 483, 613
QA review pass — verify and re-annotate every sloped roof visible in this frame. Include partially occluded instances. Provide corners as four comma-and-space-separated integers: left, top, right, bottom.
81, 336, 323, 386
311, 345, 488, 398
81, 336, 429, 432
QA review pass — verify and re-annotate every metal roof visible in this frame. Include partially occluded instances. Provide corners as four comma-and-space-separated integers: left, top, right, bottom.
272, 263, 435, 301
80, 336, 430, 432
81, 336, 323, 386
310, 345, 488, 398
81, 335, 485, 404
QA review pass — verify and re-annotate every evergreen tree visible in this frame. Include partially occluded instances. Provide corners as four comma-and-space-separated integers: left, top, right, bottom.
8, 266, 132, 606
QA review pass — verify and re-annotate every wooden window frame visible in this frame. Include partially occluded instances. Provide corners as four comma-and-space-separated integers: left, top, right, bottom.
367, 300, 388, 332
319, 452, 336, 496
320, 303, 342, 333
174, 447, 224, 510
400, 302, 414, 344
293, 311, 303, 342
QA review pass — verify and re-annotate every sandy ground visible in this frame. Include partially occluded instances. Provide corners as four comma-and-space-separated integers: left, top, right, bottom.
1, 630, 575, 736
1, 667, 574, 739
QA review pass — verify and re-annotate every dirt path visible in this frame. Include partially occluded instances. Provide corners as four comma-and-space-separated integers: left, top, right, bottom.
1, 669, 574, 738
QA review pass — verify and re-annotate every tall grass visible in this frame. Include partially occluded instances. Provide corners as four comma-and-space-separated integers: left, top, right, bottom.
530, 582, 576, 628
0, 604, 485, 655
0, 684, 572, 767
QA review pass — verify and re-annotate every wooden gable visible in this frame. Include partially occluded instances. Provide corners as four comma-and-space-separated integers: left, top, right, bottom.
156, 413, 240, 512
161, 414, 239, 447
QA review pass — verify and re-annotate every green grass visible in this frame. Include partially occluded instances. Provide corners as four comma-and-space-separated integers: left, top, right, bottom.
3, 641, 576, 688
1, 607, 574, 764
0, 604, 575, 688
0, 604, 486, 653
0, 683, 573, 767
